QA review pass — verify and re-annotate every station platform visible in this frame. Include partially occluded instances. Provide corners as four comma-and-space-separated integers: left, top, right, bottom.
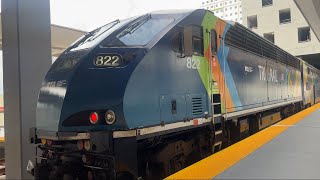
167, 103, 320, 179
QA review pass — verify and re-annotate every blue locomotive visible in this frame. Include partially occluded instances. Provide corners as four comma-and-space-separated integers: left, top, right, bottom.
29, 9, 320, 180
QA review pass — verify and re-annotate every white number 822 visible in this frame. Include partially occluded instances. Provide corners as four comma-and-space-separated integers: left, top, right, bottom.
94, 55, 120, 67
187, 57, 200, 69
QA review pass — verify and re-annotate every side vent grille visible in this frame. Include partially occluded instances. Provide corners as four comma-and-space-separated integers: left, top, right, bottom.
225, 23, 300, 69
192, 97, 203, 115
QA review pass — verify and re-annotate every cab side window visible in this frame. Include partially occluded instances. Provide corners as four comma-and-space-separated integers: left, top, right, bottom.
171, 31, 183, 53
192, 26, 204, 56
172, 26, 204, 57
211, 29, 218, 53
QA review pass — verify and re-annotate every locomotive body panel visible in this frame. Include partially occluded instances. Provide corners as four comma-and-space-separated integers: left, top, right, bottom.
222, 46, 302, 112
302, 61, 320, 106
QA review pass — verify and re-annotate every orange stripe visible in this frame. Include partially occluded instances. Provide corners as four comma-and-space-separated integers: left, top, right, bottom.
213, 20, 236, 112
211, 54, 235, 112
166, 103, 320, 180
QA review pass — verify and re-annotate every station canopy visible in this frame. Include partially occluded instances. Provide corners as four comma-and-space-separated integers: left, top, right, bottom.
0, 14, 86, 57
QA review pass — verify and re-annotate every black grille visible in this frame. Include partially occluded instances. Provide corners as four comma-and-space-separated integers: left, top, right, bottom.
225, 23, 300, 70
192, 97, 203, 115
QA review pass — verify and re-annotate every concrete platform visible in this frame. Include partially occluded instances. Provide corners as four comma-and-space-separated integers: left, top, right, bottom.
215, 108, 320, 179
167, 103, 320, 180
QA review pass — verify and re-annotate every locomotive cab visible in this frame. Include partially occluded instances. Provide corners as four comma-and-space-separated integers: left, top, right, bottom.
36, 11, 189, 133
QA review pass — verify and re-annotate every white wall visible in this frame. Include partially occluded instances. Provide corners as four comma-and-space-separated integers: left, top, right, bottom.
242, 0, 320, 56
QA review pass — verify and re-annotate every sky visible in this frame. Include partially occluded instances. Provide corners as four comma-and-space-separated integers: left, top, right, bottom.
50, 0, 199, 31
0, 0, 200, 95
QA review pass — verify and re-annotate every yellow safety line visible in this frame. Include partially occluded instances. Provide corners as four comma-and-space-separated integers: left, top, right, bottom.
166, 103, 320, 180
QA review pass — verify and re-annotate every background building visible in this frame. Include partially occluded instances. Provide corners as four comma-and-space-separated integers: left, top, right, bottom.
242, 0, 320, 69
294, 0, 320, 42
201, 0, 243, 23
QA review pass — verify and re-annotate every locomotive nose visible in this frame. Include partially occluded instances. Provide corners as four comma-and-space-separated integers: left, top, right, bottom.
36, 51, 87, 132
36, 50, 87, 132
36, 49, 142, 132
36, 81, 67, 132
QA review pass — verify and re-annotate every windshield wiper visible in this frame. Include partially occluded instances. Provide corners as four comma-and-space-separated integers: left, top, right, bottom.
117, 14, 151, 39
89, 19, 120, 41
67, 19, 120, 51
66, 31, 96, 51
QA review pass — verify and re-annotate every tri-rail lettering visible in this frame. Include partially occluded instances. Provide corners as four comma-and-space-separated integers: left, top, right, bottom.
258, 65, 278, 82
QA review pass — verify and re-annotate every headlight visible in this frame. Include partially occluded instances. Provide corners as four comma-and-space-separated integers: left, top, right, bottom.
105, 110, 116, 124
41, 139, 47, 145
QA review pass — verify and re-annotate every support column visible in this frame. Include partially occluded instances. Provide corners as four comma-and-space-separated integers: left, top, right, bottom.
1, 0, 51, 179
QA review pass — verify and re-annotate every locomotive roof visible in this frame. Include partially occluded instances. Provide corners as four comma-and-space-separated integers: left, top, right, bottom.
149, 9, 195, 15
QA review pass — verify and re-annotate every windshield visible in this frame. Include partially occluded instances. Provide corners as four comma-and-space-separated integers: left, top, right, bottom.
68, 17, 134, 52
105, 15, 174, 47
